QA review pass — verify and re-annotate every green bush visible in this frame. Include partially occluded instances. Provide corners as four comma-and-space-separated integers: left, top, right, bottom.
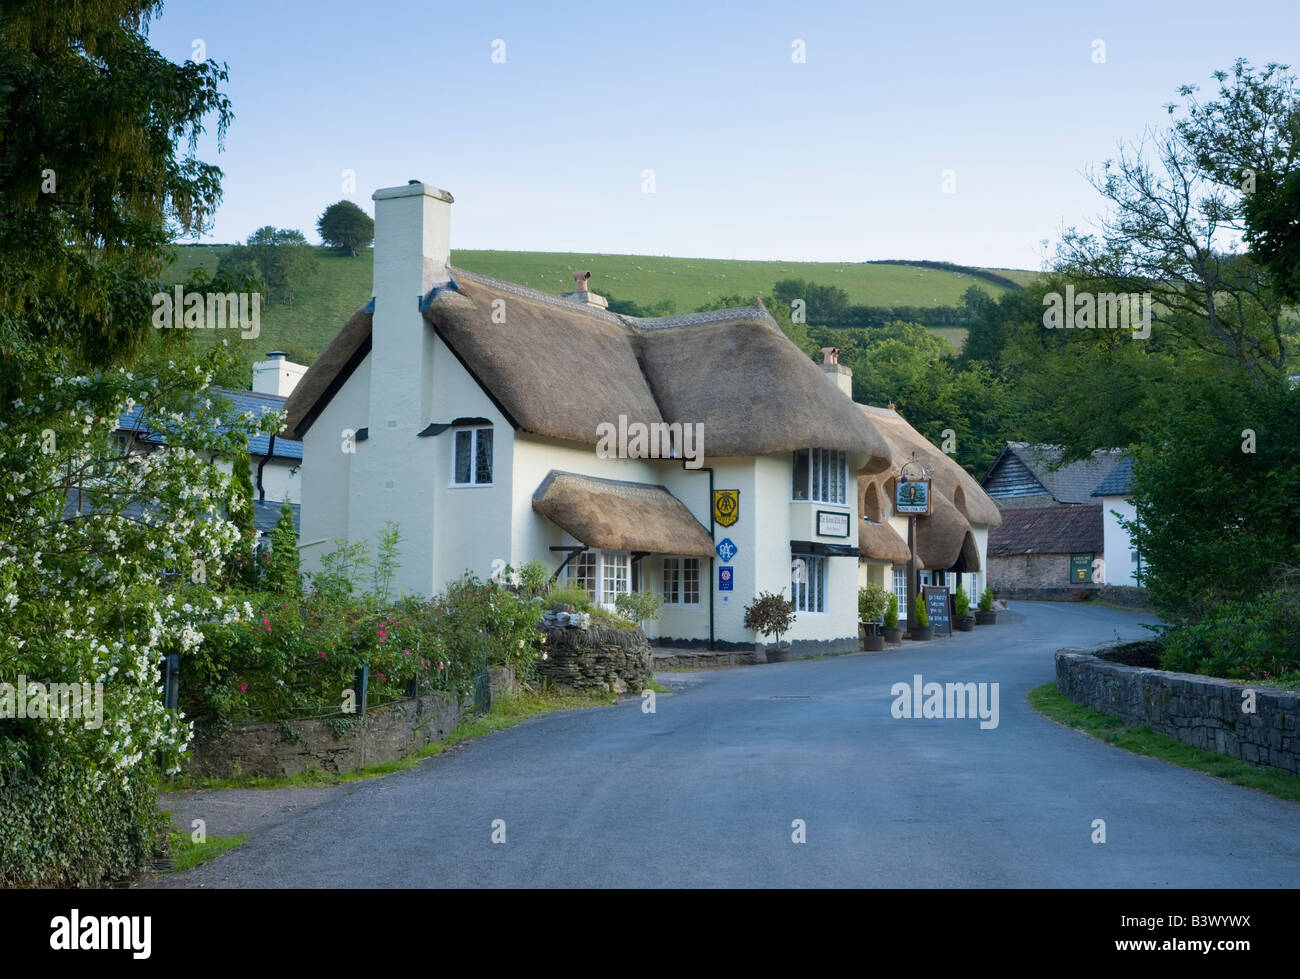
859, 583, 890, 622
885, 593, 899, 628
914, 600, 929, 628
0, 759, 167, 888
547, 583, 594, 611
954, 586, 970, 616
978, 586, 994, 612
1159, 588, 1300, 683
615, 590, 662, 625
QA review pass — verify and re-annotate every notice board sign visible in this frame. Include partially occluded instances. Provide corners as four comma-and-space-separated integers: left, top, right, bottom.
923, 586, 952, 636
1069, 553, 1094, 584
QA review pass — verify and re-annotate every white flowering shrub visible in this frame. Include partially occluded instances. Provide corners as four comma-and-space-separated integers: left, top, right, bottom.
0, 341, 274, 885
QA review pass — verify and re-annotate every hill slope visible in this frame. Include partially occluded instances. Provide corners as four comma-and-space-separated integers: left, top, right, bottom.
168, 245, 1033, 365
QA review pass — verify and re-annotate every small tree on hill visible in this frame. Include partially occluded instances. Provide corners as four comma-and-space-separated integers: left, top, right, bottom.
317, 200, 375, 257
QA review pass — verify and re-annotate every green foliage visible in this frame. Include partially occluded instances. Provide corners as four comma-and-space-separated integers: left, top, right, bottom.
743, 591, 796, 644
0, 0, 233, 365
603, 291, 675, 317
978, 586, 994, 612
217, 226, 318, 306
514, 560, 552, 601
913, 600, 929, 628
885, 593, 900, 628
261, 499, 300, 597
1126, 376, 1300, 623
1159, 588, 1300, 683
954, 585, 971, 617
0, 761, 167, 887
316, 200, 375, 257
615, 590, 663, 624
547, 583, 594, 611
858, 583, 890, 622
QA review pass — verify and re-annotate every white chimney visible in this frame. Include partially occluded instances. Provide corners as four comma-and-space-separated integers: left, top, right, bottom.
820, 346, 852, 398
252, 351, 307, 397
348, 180, 453, 596
368, 180, 453, 426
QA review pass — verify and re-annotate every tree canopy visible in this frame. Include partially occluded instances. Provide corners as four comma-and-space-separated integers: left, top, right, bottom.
316, 199, 375, 257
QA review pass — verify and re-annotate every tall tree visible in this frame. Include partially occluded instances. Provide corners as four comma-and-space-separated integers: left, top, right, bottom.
317, 199, 375, 257
0, 0, 232, 366
217, 226, 317, 305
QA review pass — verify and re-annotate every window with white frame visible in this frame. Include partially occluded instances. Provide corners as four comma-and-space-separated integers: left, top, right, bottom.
452, 425, 493, 486
792, 448, 847, 504
601, 553, 630, 606
662, 557, 701, 606
567, 550, 631, 608
571, 551, 597, 601
791, 553, 827, 613
893, 566, 908, 619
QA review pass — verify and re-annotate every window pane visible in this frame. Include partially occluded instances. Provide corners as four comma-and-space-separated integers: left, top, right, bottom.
662, 558, 679, 604
454, 430, 472, 484
474, 428, 493, 484
571, 552, 597, 601
792, 450, 809, 500
683, 558, 699, 604
602, 553, 630, 606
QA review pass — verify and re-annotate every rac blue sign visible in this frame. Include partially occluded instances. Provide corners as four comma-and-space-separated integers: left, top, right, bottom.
715, 538, 738, 562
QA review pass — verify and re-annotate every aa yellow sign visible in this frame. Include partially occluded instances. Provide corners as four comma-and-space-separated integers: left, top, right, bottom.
713, 489, 739, 527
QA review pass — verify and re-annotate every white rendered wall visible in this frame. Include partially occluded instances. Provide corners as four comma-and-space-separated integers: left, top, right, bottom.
1101, 495, 1139, 587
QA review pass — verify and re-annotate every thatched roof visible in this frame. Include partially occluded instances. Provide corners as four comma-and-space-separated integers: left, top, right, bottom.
532, 471, 716, 558
859, 405, 1001, 527
914, 485, 982, 571
859, 519, 911, 564
283, 268, 892, 471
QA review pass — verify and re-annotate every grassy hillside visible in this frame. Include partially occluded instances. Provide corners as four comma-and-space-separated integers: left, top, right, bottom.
168, 245, 1030, 366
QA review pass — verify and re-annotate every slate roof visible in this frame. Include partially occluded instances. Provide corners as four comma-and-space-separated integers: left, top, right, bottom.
63, 495, 299, 537
982, 443, 1125, 506
117, 388, 302, 461
1091, 457, 1134, 497
987, 504, 1103, 557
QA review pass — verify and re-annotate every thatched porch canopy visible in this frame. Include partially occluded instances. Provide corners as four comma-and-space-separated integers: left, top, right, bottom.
532, 470, 716, 559
859, 519, 911, 564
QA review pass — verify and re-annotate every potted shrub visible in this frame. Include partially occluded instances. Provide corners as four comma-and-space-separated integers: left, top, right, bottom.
743, 590, 796, 662
858, 583, 890, 651
975, 586, 998, 625
882, 593, 904, 645
953, 585, 975, 632
908, 599, 934, 641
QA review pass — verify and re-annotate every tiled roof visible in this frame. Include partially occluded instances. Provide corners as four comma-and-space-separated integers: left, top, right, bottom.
1091, 457, 1134, 497
117, 387, 302, 460
987, 503, 1103, 556
984, 443, 1125, 505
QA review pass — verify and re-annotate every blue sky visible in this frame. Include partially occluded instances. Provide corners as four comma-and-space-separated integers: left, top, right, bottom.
151, 0, 1296, 269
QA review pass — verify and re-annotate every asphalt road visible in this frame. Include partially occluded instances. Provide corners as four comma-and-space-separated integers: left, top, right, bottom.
151, 602, 1300, 888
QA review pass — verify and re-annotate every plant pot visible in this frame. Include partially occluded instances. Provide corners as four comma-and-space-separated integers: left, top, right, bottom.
764, 642, 792, 663
882, 626, 905, 645
975, 610, 998, 625
862, 631, 886, 651
907, 626, 934, 641
953, 614, 976, 632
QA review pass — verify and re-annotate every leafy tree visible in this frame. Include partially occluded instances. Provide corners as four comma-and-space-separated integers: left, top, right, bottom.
317, 200, 375, 257
217, 226, 317, 306
0, 0, 232, 366
1172, 60, 1300, 302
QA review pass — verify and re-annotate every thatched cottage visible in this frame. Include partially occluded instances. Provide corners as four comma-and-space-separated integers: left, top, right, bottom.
281, 180, 1000, 651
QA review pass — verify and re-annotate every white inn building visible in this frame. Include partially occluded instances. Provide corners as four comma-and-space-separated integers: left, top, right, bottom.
281, 180, 1000, 653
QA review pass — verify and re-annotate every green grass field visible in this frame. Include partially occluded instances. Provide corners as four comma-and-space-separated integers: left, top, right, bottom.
168, 245, 1027, 366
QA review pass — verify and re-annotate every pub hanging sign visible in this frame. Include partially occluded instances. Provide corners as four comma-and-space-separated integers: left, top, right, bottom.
895, 478, 931, 515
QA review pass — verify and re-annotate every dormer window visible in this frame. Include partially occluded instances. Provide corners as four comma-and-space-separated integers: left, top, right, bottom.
452, 424, 493, 486
792, 448, 847, 505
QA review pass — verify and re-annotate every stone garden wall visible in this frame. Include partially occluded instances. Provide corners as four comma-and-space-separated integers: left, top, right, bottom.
536, 622, 652, 694
1056, 643, 1300, 773
187, 691, 461, 779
